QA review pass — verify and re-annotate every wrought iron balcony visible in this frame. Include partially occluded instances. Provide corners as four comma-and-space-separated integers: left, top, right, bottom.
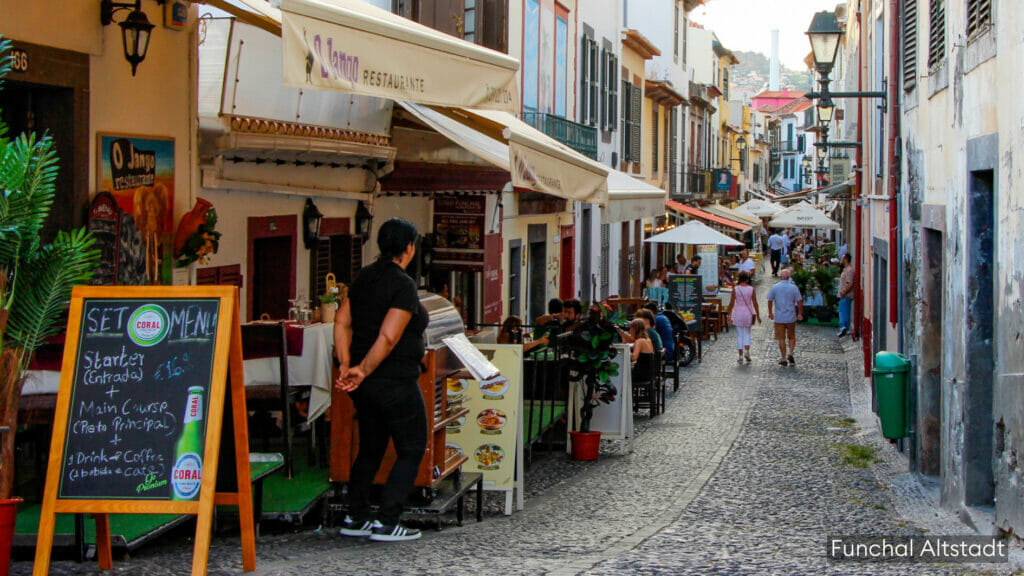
776, 140, 801, 154
522, 110, 598, 160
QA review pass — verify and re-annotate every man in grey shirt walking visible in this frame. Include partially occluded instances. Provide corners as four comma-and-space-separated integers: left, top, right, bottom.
767, 268, 804, 366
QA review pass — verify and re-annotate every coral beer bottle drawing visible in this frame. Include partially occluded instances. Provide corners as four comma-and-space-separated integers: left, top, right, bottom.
171, 386, 205, 500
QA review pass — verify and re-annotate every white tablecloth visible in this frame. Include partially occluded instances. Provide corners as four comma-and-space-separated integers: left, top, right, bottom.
23, 322, 336, 424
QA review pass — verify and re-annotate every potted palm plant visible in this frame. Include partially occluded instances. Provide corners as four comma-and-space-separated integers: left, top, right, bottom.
564, 306, 620, 460
0, 39, 99, 557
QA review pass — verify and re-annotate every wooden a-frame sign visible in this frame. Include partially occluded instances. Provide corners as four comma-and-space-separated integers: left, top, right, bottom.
33, 286, 256, 575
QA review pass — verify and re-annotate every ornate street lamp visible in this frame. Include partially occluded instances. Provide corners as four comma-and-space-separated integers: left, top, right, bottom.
100, 0, 155, 76
817, 97, 835, 125
806, 11, 843, 78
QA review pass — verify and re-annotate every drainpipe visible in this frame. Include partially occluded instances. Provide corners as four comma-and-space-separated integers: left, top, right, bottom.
854, 0, 867, 375
888, 0, 901, 329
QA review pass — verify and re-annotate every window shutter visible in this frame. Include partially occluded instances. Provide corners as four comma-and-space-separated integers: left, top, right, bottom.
580, 36, 590, 124
967, 0, 991, 40
600, 223, 610, 300
652, 107, 659, 174
928, 0, 945, 69
621, 80, 629, 161
626, 81, 634, 161
903, 0, 918, 89
669, 107, 678, 195
606, 54, 614, 129
593, 40, 598, 125
599, 47, 608, 129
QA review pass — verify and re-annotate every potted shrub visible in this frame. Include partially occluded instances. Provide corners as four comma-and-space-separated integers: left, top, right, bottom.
0, 39, 99, 560
564, 306, 620, 460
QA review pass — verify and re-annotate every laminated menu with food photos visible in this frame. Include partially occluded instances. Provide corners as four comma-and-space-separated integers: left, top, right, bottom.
444, 344, 522, 492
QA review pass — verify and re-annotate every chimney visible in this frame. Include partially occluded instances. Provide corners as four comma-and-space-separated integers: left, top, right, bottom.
769, 29, 780, 91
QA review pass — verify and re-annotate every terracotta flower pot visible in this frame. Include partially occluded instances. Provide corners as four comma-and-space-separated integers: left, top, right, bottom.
569, 430, 601, 461
0, 497, 21, 576
174, 198, 213, 256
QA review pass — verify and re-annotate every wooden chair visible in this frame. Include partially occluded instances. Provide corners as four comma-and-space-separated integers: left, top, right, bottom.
240, 322, 310, 478
631, 352, 661, 417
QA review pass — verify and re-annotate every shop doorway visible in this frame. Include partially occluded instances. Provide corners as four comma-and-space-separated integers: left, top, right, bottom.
559, 225, 574, 301
1, 81, 77, 240
965, 167, 996, 506
919, 227, 944, 476
579, 206, 592, 304
509, 240, 522, 318
527, 224, 547, 324
248, 215, 297, 321
873, 251, 887, 353
618, 222, 630, 297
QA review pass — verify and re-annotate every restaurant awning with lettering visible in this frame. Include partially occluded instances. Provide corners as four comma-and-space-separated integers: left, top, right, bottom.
398, 103, 609, 205
207, 0, 520, 112
282, 0, 519, 111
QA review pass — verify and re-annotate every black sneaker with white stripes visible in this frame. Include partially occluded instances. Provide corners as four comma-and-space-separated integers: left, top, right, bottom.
339, 515, 374, 537
369, 522, 421, 542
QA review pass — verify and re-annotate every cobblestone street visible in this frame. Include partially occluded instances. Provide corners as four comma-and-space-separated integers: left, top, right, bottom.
14, 285, 1016, 576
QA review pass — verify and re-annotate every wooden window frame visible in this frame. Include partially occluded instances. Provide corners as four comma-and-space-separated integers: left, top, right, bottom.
928, 0, 945, 70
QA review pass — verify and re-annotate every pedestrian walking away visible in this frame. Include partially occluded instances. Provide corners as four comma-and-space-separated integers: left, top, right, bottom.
335, 218, 429, 542
726, 272, 761, 363
836, 253, 855, 338
767, 231, 785, 276
767, 268, 803, 366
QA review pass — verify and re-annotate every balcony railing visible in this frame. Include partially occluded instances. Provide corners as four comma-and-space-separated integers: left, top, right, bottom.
684, 167, 712, 199
777, 140, 800, 154
522, 111, 598, 160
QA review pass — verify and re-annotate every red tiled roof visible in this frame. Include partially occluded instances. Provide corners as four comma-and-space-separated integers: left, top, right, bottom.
753, 90, 807, 100
666, 200, 751, 231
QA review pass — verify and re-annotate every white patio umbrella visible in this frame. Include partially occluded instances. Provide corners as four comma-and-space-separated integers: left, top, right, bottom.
737, 198, 783, 218
769, 202, 841, 229
645, 219, 745, 246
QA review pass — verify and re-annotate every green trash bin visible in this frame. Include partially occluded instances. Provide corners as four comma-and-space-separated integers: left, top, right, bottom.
872, 351, 911, 439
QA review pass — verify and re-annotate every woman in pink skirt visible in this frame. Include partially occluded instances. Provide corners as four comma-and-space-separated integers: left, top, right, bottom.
726, 272, 761, 363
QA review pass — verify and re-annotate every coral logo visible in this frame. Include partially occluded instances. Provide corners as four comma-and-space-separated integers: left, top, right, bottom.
127, 305, 169, 347
171, 453, 203, 500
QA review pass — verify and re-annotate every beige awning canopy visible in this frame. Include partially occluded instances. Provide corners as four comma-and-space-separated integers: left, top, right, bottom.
603, 170, 666, 224
207, 0, 520, 112
400, 103, 609, 205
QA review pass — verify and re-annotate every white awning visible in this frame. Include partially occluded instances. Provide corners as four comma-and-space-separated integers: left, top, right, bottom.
769, 202, 841, 229
209, 0, 520, 111
704, 203, 761, 228
399, 103, 609, 205
603, 170, 666, 223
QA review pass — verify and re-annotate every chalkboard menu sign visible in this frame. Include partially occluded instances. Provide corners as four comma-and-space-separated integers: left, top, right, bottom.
667, 274, 703, 323
58, 298, 220, 500
36, 287, 257, 576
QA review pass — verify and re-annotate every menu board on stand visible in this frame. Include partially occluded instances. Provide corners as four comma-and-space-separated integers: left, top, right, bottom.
697, 245, 720, 298
667, 274, 704, 324
443, 344, 524, 516
33, 286, 255, 576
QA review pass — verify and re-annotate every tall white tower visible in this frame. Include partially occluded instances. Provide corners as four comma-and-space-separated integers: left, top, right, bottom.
769, 29, 781, 90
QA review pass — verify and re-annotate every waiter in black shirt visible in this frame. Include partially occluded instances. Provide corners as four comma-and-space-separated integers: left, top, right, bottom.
334, 218, 428, 542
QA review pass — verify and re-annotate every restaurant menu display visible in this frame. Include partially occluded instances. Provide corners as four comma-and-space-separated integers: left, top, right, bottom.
667, 274, 703, 323
697, 245, 720, 297
445, 345, 522, 491
58, 298, 220, 500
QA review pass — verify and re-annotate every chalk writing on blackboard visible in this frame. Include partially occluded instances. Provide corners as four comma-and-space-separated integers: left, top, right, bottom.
58, 298, 219, 500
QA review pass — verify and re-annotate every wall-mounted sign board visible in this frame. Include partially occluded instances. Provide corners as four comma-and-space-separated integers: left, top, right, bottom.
34, 286, 256, 576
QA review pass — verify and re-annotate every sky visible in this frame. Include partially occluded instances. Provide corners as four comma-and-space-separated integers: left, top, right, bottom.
689, 0, 843, 70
